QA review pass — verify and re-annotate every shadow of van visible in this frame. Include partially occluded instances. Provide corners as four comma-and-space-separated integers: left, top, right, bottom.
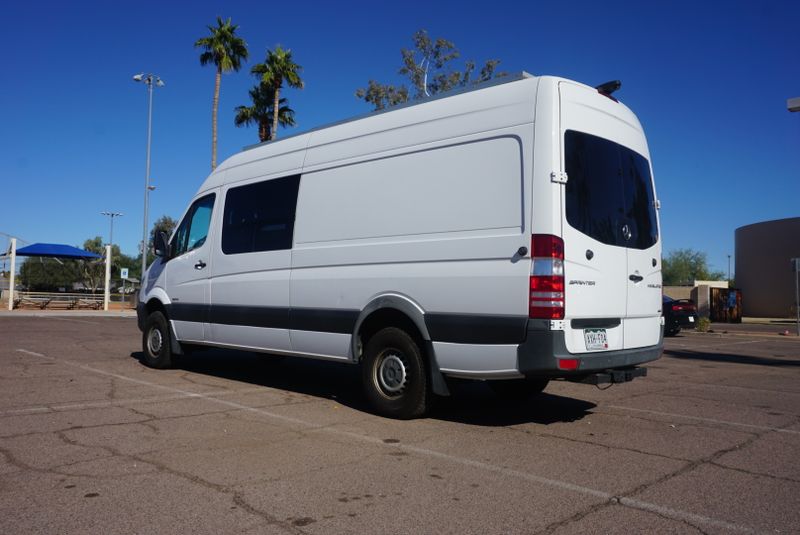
130, 348, 596, 426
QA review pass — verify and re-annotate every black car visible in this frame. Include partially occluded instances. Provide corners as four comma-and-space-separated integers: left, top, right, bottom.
662, 295, 698, 336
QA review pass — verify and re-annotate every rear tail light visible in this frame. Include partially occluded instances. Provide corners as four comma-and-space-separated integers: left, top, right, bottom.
671, 303, 696, 312
557, 358, 579, 371
529, 234, 565, 320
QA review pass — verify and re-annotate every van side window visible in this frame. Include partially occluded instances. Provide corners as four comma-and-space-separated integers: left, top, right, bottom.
564, 130, 658, 249
221, 175, 301, 255
171, 194, 216, 257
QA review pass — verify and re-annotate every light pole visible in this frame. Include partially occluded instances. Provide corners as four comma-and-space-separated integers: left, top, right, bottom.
101, 211, 123, 247
133, 72, 164, 280
727, 254, 731, 282
789, 97, 799, 335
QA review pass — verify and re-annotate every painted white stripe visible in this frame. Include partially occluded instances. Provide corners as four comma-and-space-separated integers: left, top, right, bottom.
667, 337, 800, 349
43, 316, 103, 325
606, 405, 800, 435
666, 339, 764, 350
15, 348, 761, 533
618, 497, 755, 534
0, 386, 271, 417
16, 349, 47, 358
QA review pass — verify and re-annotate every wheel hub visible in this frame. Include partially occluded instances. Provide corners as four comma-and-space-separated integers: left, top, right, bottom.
148, 328, 163, 355
378, 353, 407, 394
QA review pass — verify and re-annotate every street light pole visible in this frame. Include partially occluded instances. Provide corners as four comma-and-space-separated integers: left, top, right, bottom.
133, 73, 164, 281
727, 254, 731, 282
789, 97, 799, 335
100, 211, 123, 247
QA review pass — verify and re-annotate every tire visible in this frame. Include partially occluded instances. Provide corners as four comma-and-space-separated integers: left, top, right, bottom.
489, 378, 549, 401
665, 326, 680, 337
142, 311, 173, 369
361, 327, 429, 419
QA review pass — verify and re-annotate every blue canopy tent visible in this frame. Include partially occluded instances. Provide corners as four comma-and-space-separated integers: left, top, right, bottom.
15, 243, 102, 260
4, 240, 110, 311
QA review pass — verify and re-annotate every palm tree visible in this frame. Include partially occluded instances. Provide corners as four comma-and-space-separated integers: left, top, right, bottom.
194, 16, 249, 170
234, 84, 296, 142
252, 46, 303, 140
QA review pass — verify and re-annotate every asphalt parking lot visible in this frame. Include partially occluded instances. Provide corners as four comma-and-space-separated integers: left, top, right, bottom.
1, 314, 798, 534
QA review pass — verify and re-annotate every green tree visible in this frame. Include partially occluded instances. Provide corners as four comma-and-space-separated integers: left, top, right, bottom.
117, 253, 138, 283
149, 215, 177, 248
82, 237, 123, 291
127, 215, 179, 279
19, 258, 78, 291
235, 83, 296, 142
662, 249, 726, 286
195, 16, 249, 170
252, 46, 303, 140
355, 81, 409, 111
356, 29, 504, 111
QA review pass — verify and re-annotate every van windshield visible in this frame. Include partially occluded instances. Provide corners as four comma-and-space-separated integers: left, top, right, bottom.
564, 130, 658, 249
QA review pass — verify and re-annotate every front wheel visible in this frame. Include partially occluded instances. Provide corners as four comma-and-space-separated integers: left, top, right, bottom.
142, 311, 173, 369
361, 327, 429, 419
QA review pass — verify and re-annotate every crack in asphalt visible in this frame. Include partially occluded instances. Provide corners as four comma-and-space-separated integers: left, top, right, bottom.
599, 405, 800, 435
642, 389, 800, 416
8, 341, 792, 534
2, 426, 304, 534
107, 376, 117, 402
0, 386, 275, 417
708, 460, 800, 484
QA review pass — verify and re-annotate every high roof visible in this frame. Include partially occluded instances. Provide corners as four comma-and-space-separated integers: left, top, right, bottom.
240, 71, 535, 154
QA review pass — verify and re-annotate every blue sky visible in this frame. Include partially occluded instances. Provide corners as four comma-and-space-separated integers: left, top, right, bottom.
2, 0, 798, 276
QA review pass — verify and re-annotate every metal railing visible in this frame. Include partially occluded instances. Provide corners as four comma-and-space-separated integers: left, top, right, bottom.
7, 291, 136, 310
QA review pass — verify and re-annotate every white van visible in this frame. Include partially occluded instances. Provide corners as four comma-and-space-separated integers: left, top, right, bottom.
137, 73, 663, 418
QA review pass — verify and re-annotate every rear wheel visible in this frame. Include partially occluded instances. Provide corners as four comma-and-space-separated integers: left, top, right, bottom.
489, 378, 549, 400
665, 326, 681, 337
361, 327, 429, 419
142, 311, 173, 369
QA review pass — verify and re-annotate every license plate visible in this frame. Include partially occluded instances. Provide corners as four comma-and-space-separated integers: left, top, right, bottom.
688, 316, 695, 323
584, 329, 608, 351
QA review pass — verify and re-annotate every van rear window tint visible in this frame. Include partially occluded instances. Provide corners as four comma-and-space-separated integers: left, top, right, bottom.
564, 130, 658, 249
222, 175, 301, 255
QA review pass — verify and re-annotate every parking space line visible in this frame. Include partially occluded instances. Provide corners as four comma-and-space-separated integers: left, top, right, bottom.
665, 339, 765, 350
14, 347, 760, 533
16, 349, 47, 358
605, 405, 800, 435
43, 316, 104, 325
0, 386, 272, 417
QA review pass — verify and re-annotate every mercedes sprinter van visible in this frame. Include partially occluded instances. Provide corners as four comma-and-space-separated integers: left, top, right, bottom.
137, 73, 663, 418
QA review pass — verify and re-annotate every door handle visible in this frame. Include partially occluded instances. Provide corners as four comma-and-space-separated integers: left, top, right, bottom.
194, 260, 207, 270
629, 274, 644, 282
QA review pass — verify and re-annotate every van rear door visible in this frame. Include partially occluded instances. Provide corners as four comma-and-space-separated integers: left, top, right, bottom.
619, 147, 661, 348
558, 81, 661, 353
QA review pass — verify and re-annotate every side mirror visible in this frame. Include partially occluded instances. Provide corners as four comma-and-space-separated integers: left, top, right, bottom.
153, 231, 171, 259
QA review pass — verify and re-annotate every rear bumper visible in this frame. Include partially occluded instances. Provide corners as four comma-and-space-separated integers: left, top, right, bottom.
517, 326, 663, 378
665, 312, 697, 329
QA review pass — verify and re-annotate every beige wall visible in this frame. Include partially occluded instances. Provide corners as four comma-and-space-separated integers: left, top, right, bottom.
735, 217, 800, 318
694, 280, 728, 289
663, 286, 692, 300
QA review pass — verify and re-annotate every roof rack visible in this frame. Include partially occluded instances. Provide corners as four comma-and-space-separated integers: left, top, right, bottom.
242, 71, 534, 152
